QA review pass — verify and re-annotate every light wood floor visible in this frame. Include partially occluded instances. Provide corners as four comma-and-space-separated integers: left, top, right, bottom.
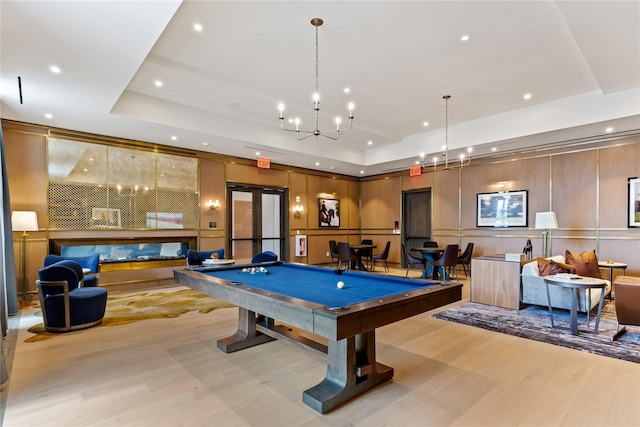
2, 266, 640, 426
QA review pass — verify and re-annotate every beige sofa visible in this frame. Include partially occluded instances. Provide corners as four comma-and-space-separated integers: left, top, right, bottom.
521, 255, 611, 312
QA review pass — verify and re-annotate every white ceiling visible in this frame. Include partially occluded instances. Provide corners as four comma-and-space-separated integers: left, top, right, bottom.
1, 1, 639, 177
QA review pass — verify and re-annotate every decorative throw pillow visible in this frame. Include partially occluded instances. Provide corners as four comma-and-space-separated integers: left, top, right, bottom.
537, 258, 576, 276
565, 250, 601, 278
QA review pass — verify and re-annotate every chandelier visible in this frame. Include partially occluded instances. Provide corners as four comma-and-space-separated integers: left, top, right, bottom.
422, 95, 472, 170
278, 18, 354, 141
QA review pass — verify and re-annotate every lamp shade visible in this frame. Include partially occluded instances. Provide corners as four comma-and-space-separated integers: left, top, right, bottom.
11, 211, 39, 232
535, 211, 558, 229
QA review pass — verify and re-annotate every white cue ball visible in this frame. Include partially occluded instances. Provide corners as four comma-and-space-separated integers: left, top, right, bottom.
337, 281, 345, 289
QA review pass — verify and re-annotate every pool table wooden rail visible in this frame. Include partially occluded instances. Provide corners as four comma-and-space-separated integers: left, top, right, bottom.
174, 267, 461, 341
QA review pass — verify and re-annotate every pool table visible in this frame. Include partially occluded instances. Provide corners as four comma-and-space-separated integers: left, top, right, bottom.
174, 261, 461, 414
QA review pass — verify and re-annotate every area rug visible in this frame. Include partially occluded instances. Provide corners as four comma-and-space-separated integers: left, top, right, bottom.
433, 301, 640, 364
25, 289, 235, 343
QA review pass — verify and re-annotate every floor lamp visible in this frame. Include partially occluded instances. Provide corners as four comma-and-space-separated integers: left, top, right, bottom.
535, 211, 558, 258
11, 211, 39, 304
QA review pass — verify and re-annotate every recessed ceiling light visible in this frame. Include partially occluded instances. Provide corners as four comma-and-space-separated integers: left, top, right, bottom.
461, 34, 470, 42
50, 66, 61, 73
155, 80, 163, 87
89, 158, 94, 162
368, 141, 373, 145
202, 142, 210, 146
83, 168, 87, 172
344, 88, 350, 93
523, 93, 532, 100
256, 152, 260, 156
415, 161, 420, 165
45, 113, 52, 119
315, 162, 320, 166
360, 170, 364, 174
171, 136, 177, 141
423, 121, 429, 127
194, 23, 203, 32
606, 127, 614, 132
492, 147, 497, 152
330, 166, 336, 170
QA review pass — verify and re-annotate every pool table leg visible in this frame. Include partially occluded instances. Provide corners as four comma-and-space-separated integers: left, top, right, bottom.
217, 308, 275, 353
302, 330, 394, 414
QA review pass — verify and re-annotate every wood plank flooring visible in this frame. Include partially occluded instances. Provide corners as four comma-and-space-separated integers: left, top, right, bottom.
3, 266, 640, 426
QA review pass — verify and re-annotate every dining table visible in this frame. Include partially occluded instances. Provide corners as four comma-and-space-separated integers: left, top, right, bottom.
349, 243, 377, 271
411, 247, 448, 280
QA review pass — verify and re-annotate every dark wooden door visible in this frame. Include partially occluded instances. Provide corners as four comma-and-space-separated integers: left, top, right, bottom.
402, 189, 432, 266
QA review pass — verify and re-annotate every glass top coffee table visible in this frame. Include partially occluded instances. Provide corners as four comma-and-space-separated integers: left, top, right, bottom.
543, 275, 607, 336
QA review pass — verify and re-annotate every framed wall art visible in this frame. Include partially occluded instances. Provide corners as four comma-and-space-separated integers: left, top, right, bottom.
628, 177, 640, 228
91, 208, 121, 228
477, 190, 528, 227
319, 198, 340, 227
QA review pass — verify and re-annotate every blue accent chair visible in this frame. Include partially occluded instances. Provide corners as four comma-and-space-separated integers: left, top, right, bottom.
44, 254, 101, 287
36, 260, 108, 332
251, 251, 278, 263
186, 248, 225, 267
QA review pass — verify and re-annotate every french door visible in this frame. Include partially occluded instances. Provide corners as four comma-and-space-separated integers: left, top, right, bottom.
227, 184, 287, 261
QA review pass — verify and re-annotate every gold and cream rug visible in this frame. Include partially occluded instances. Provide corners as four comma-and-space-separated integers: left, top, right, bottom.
25, 289, 235, 343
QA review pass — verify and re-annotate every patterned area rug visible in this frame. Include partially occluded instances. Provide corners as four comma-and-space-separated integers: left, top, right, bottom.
25, 289, 235, 343
433, 301, 640, 363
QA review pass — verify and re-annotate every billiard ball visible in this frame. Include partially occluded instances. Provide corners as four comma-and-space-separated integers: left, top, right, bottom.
337, 281, 345, 289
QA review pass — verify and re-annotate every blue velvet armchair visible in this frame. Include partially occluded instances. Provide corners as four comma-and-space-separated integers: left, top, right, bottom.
44, 254, 101, 287
186, 248, 225, 267
36, 260, 108, 332
251, 251, 278, 263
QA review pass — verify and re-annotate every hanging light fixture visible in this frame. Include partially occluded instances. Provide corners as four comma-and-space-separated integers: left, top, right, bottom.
278, 18, 354, 141
421, 95, 472, 170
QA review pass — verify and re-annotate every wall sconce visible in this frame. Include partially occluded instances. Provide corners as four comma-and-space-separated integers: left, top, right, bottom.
293, 205, 304, 218
206, 199, 220, 211
495, 181, 510, 188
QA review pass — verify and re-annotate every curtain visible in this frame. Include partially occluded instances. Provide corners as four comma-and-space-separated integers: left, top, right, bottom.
1, 125, 18, 330
0, 124, 17, 384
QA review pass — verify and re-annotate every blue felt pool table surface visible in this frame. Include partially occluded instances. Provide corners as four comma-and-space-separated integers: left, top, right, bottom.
198, 262, 438, 308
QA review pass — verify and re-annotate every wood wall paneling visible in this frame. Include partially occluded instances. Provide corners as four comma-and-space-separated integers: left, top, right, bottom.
361, 177, 401, 230
432, 168, 460, 231
5, 129, 48, 219
599, 144, 640, 228
225, 163, 289, 187
199, 159, 226, 230
288, 172, 308, 234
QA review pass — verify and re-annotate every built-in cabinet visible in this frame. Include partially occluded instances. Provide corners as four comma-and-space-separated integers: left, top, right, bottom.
470, 256, 523, 309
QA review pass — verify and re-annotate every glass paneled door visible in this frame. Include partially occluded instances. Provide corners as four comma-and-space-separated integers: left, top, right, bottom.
228, 184, 287, 261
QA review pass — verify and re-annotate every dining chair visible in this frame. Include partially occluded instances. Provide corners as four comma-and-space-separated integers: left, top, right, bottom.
423, 241, 439, 248
401, 243, 425, 277
360, 239, 374, 270
457, 242, 474, 278
431, 244, 460, 282
329, 240, 339, 267
371, 241, 391, 273
337, 242, 358, 270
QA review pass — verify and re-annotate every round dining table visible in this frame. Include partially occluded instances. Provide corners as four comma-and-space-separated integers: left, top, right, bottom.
411, 247, 447, 280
